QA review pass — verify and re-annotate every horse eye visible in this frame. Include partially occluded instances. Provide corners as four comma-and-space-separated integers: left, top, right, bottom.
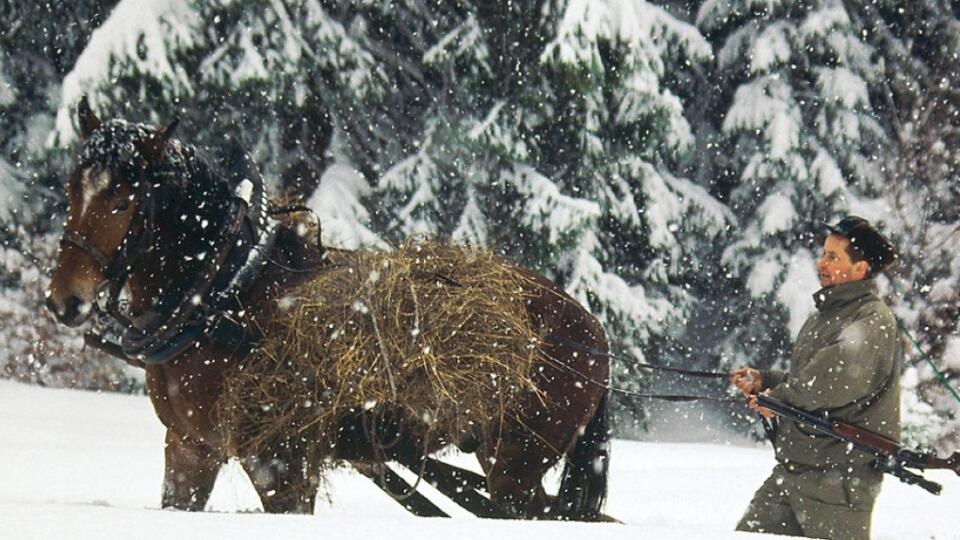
112, 201, 130, 214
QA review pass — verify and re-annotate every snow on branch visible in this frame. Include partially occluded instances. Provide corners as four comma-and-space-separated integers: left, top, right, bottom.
798, 4, 851, 42
776, 248, 818, 336
53, 0, 198, 145
508, 164, 600, 247
696, 0, 787, 34
541, 0, 611, 70
756, 185, 797, 235
423, 14, 489, 74
0, 58, 15, 106
717, 21, 759, 70
307, 163, 383, 250
452, 187, 488, 247
629, 158, 733, 249
199, 1, 380, 101
563, 245, 675, 342
542, 0, 710, 73
749, 21, 793, 74
723, 76, 802, 161
0, 159, 23, 221
380, 148, 442, 238
814, 66, 870, 109
811, 148, 845, 196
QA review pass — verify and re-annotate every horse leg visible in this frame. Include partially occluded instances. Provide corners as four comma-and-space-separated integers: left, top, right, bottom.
241, 442, 319, 514
476, 436, 552, 518
161, 429, 223, 511
476, 351, 608, 520
555, 392, 610, 521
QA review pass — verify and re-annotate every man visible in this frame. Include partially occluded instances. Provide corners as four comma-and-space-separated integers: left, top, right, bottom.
730, 216, 901, 539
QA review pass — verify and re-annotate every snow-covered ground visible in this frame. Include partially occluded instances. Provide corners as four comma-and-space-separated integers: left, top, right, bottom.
1, 380, 957, 539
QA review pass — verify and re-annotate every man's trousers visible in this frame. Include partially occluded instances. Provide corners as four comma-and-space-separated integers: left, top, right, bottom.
736, 463, 882, 539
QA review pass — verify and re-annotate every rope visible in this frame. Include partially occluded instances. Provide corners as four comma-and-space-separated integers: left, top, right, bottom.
899, 320, 960, 405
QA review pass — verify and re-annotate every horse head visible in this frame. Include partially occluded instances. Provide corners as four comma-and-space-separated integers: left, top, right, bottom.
46, 96, 180, 326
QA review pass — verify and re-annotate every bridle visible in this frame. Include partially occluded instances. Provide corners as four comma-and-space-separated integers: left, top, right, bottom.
60, 230, 112, 273
66, 150, 278, 366
60, 174, 156, 330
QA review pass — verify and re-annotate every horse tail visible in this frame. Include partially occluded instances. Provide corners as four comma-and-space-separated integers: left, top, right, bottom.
556, 391, 610, 521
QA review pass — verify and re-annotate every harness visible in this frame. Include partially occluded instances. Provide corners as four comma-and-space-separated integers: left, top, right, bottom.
69, 150, 278, 366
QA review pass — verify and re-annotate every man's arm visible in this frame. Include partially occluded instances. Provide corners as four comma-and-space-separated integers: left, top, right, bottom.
767, 309, 898, 410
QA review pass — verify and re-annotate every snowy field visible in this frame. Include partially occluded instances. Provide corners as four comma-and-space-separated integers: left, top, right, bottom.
1, 380, 957, 540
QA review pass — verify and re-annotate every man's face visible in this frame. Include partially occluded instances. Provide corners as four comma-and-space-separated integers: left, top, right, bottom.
817, 234, 869, 288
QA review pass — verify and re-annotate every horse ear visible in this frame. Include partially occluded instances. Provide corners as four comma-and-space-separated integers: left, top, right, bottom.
77, 95, 101, 139
142, 118, 180, 161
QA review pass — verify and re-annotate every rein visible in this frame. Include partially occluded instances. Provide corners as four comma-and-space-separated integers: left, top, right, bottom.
537, 345, 737, 404
61, 230, 111, 269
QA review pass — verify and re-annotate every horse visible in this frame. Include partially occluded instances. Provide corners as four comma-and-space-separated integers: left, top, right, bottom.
45, 98, 611, 519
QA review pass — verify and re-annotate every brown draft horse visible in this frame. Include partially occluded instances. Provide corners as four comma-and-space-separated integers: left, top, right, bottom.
45, 99, 611, 519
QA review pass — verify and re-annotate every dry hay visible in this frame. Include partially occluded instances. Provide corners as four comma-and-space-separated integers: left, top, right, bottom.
218, 240, 544, 468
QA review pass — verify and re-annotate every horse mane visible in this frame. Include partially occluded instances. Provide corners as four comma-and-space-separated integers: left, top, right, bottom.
77, 119, 233, 216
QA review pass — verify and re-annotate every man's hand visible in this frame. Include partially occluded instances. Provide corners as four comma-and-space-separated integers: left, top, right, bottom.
730, 367, 763, 397
748, 390, 775, 419
731, 368, 774, 419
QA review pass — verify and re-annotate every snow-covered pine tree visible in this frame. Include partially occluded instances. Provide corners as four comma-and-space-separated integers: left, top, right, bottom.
364, 0, 732, 428
53, 0, 383, 247
1, 0, 117, 248
696, 0, 890, 376
847, 0, 960, 449
57, 0, 374, 197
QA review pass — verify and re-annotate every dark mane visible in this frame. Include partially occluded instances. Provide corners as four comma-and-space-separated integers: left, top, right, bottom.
77, 119, 232, 216
78, 119, 241, 315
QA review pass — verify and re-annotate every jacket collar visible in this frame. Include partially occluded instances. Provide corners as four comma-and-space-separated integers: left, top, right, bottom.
812, 278, 877, 311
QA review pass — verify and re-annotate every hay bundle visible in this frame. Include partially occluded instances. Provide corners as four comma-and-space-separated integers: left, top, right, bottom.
218, 240, 543, 466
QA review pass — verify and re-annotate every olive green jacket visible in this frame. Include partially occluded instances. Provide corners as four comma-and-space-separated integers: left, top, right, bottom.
762, 278, 902, 470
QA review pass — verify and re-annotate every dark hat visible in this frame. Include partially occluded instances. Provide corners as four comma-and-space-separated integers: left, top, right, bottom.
826, 215, 897, 272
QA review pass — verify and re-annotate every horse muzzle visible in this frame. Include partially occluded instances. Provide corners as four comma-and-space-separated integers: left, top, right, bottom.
45, 291, 93, 327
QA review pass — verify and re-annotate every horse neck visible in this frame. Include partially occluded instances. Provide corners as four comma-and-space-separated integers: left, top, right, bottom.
125, 149, 232, 317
